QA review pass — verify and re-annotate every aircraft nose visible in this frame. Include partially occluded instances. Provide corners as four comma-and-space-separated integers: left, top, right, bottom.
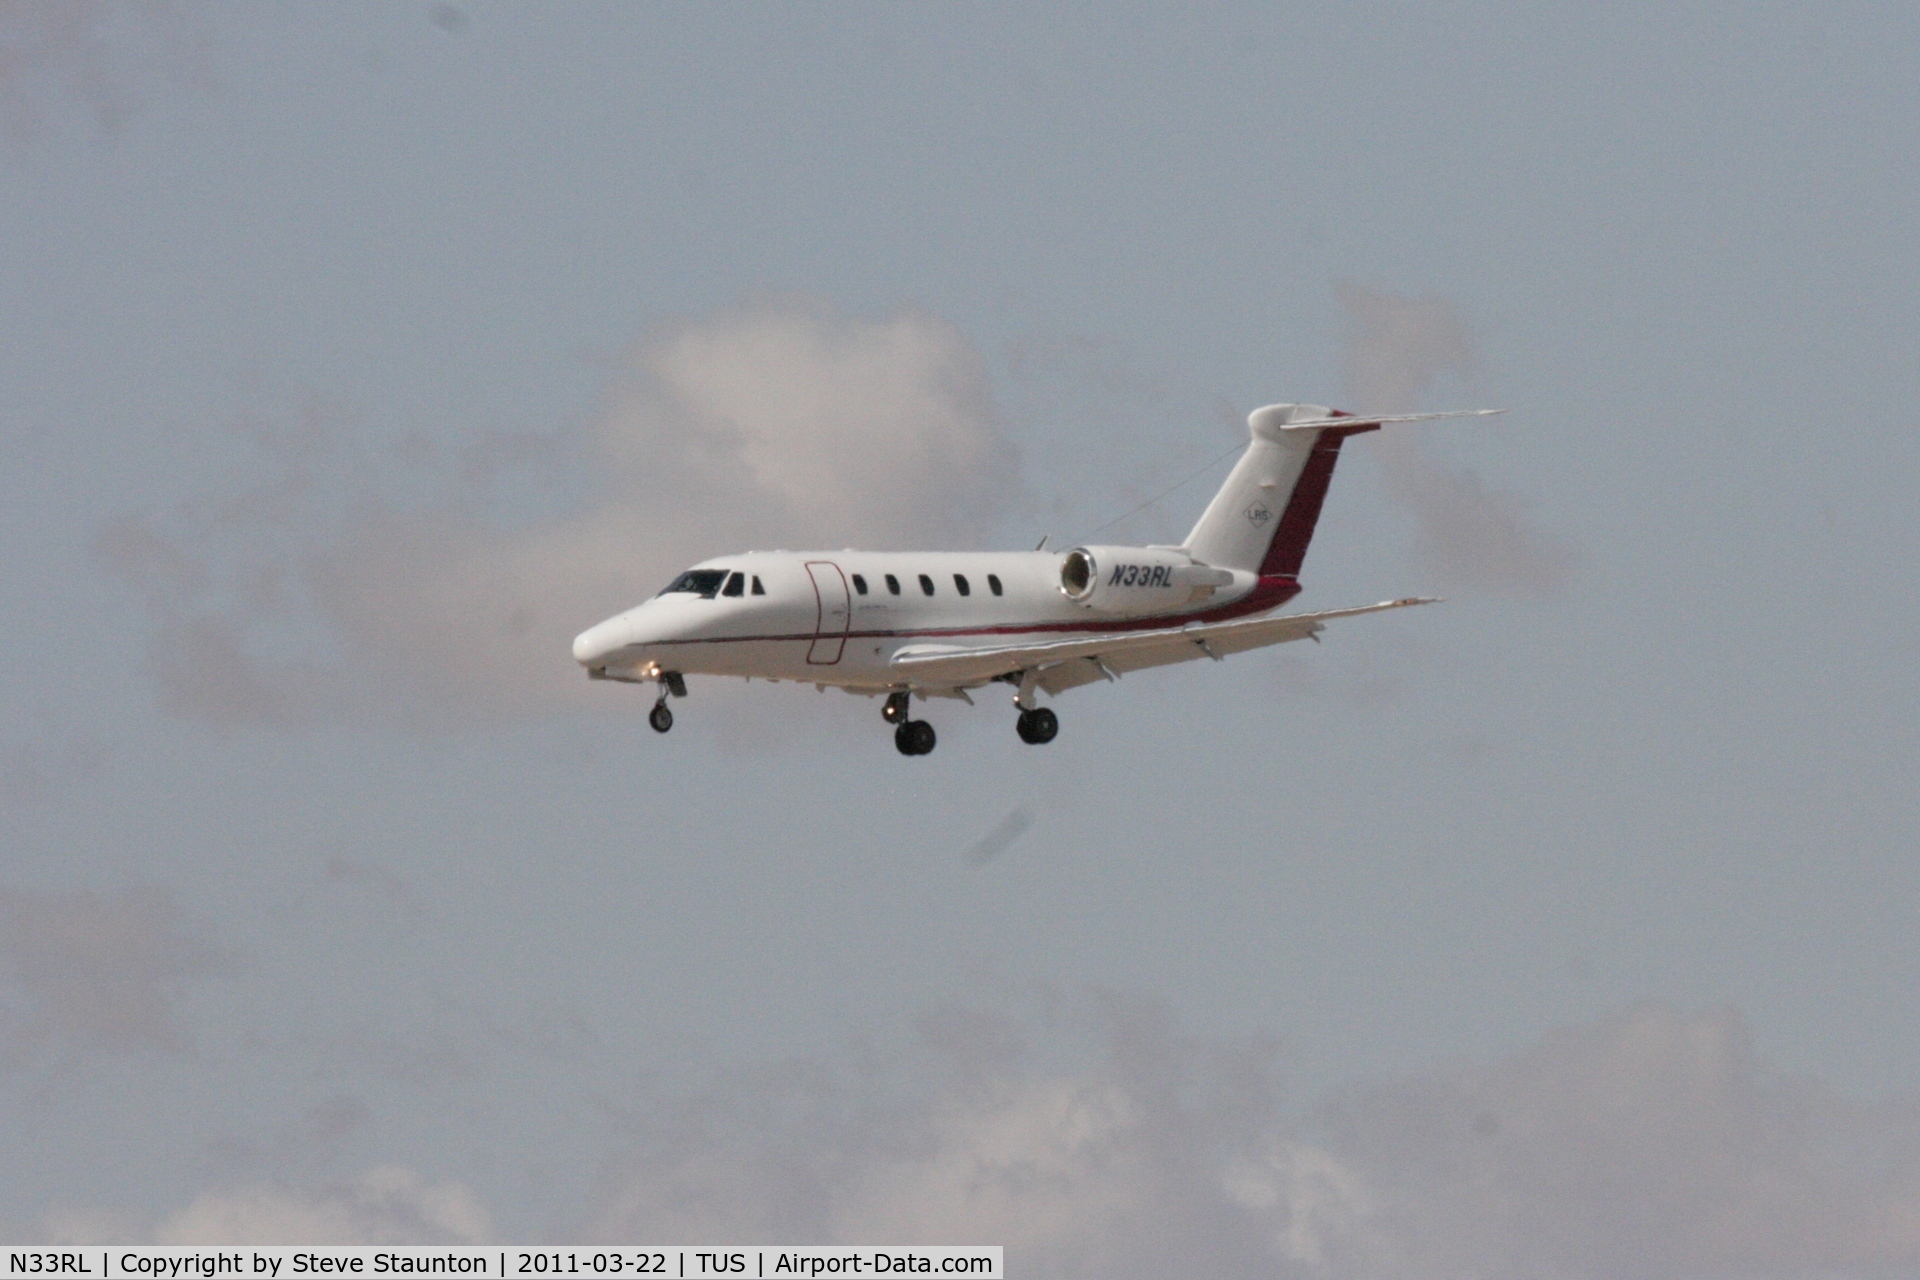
572, 617, 630, 665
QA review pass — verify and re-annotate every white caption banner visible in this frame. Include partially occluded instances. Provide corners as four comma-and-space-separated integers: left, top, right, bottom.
1, 1250, 1002, 1280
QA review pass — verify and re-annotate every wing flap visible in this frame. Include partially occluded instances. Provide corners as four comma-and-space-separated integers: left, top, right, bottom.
889, 597, 1437, 688
1035, 657, 1112, 696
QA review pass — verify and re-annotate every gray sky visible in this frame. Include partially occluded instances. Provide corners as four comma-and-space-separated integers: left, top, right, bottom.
4, 2, 1920, 1272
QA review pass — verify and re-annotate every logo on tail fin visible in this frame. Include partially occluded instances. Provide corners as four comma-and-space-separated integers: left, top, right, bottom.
1244, 502, 1274, 528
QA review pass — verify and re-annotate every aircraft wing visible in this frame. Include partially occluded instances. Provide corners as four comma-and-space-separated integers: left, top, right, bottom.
888, 597, 1437, 692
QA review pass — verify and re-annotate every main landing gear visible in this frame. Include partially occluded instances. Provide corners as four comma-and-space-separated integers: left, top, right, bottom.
1003, 668, 1057, 746
884, 692, 936, 756
1016, 706, 1058, 745
894, 719, 937, 756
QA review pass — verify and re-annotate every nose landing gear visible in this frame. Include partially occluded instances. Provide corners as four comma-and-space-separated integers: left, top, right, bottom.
648, 669, 686, 733
1015, 706, 1058, 744
882, 691, 911, 725
894, 719, 937, 756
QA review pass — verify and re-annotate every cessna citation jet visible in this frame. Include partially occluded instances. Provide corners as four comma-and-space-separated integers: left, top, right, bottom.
572, 403, 1497, 755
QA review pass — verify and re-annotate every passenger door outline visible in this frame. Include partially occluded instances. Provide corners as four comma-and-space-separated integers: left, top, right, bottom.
804, 560, 850, 664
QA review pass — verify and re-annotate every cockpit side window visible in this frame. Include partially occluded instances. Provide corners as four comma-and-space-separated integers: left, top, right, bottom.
751, 575, 765, 595
659, 569, 729, 599
722, 572, 746, 597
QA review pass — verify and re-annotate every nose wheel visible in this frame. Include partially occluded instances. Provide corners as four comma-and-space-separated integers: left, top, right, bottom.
1015, 707, 1058, 744
648, 669, 684, 734
894, 719, 936, 756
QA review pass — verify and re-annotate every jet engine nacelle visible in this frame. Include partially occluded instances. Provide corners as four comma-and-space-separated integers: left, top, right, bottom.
1058, 546, 1244, 613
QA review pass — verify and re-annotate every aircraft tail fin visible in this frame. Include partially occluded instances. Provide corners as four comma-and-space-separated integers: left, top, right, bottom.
1180, 404, 1502, 576
1180, 404, 1374, 576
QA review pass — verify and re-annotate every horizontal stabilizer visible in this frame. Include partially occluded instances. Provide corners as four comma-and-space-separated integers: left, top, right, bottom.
1278, 408, 1506, 431
889, 597, 1439, 690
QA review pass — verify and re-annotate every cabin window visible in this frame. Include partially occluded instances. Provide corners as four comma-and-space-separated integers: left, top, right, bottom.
919, 573, 935, 596
851, 573, 868, 595
954, 574, 971, 596
751, 575, 765, 595
722, 572, 745, 597
659, 569, 728, 599
885, 574, 901, 595
987, 574, 1003, 596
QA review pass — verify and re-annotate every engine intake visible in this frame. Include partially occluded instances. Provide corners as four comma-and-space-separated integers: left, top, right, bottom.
1060, 548, 1097, 600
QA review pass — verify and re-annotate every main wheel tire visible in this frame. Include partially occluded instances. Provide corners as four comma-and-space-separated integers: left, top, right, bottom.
895, 722, 918, 755
1018, 707, 1058, 744
649, 702, 673, 733
907, 719, 936, 755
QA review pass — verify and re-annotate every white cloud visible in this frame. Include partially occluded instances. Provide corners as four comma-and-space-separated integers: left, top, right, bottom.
1222, 1140, 1377, 1271
18, 1000, 1920, 1273
154, 1167, 493, 1246
0, 727, 111, 808
1301, 1002, 1920, 1279
579, 997, 1285, 1274
575, 1000, 1920, 1279
1336, 281, 1576, 596
0, 0, 206, 142
0, 884, 237, 1059
103, 299, 1021, 729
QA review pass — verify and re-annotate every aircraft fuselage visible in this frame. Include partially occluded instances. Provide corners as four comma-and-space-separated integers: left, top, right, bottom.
571, 548, 1298, 692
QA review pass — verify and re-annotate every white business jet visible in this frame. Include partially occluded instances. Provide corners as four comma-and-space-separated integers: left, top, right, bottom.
572, 403, 1497, 755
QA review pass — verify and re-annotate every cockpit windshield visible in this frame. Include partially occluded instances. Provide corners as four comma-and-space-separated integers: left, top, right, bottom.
657, 569, 730, 599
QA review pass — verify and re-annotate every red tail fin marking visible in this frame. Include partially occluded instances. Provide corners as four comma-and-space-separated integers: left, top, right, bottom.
1257, 420, 1378, 579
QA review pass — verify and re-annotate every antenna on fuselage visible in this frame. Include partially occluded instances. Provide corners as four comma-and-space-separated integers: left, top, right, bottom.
1077, 437, 1248, 543
1034, 535, 1050, 551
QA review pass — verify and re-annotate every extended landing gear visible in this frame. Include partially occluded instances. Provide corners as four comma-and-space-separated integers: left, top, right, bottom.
894, 719, 937, 756
1015, 706, 1058, 745
885, 691, 934, 756
649, 669, 686, 733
